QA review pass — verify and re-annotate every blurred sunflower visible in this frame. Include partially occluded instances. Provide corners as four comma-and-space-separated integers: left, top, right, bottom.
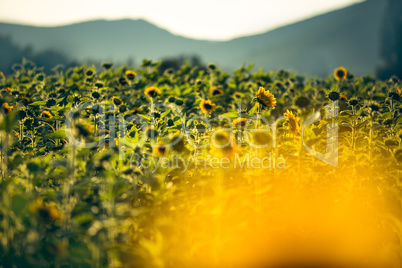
42, 111, 53, 118
125, 70, 137, 80
210, 130, 240, 159
130, 106, 143, 115
234, 92, 242, 99
112, 96, 123, 106
210, 86, 224, 96
171, 131, 187, 153
334, 67, 347, 81
295, 96, 310, 109
368, 102, 379, 112
349, 98, 359, 106
200, 100, 216, 113
154, 142, 167, 157
328, 91, 340, 101
233, 118, 248, 128
252, 129, 272, 147
85, 69, 94, 76
101, 62, 113, 70
284, 110, 300, 136
29, 199, 61, 223
0, 71, 5, 80
395, 149, 402, 163
2, 102, 13, 114
339, 94, 348, 101
21, 97, 31, 106
256, 86, 276, 110
145, 86, 161, 98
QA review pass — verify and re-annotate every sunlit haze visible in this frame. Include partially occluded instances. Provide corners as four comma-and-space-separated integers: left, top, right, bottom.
0, 0, 365, 40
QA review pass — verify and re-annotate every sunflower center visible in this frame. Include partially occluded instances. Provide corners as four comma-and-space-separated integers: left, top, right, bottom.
212, 90, 221, 96
337, 70, 345, 78
204, 103, 212, 109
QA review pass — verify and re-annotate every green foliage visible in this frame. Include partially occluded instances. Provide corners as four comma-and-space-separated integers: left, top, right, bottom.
0, 59, 401, 267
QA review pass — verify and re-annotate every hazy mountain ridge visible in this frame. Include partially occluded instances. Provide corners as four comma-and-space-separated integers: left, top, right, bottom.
0, 0, 389, 76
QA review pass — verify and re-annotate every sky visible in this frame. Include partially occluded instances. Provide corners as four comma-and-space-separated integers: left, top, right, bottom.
0, 0, 365, 41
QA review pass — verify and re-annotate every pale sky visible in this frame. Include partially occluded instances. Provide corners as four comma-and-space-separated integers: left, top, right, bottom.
0, 0, 365, 40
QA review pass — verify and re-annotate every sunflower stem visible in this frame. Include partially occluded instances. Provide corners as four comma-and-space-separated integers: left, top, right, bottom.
256, 104, 262, 129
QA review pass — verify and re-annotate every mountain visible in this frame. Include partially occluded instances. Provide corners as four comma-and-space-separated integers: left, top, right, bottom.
0, 0, 388, 76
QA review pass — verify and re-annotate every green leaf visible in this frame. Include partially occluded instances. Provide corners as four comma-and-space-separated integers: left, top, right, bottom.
47, 129, 67, 139
0, 111, 20, 133
160, 109, 171, 120
220, 112, 239, 119
29, 101, 47, 106
248, 104, 259, 115
137, 114, 150, 122
396, 115, 402, 125
11, 195, 27, 216
380, 112, 392, 119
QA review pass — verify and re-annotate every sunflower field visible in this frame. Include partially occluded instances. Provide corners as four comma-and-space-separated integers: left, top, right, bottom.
0, 59, 401, 267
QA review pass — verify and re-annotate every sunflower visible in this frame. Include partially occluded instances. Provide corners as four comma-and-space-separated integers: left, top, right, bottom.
22, 97, 31, 106
397, 85, 401, 95
101, 62, 113, 70
334, 67, 347, 81
252, 130, 272, 147
145, 86, 161, 98
42, 111, 53, 118
210, 86, 224, 96
146, 127, 159, 140
339, 94, 348, 101
171, 131, 187, 153
284, 110, 300, 136
234, 92, 242, 99
200, 100, 216, 113
75, 123, 94, 137
0, 71, 5, 80
256, 87, 276, 110
295, 96, 310, 109
2, 102, 13, 114
130, 106, 143, 115
154, 142, 167, 157
368, 101, 379, 112
349, 98, 359, 106
29, 199, 61, 223
125, 70, 137, 80
112, 96, 123, 106
210, 130, 240, 159
328, 91, 340, 101
395, 149, 402, 163
233, 118, 248, 128
85, 69, 94, 76
5, 87, 12, 92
